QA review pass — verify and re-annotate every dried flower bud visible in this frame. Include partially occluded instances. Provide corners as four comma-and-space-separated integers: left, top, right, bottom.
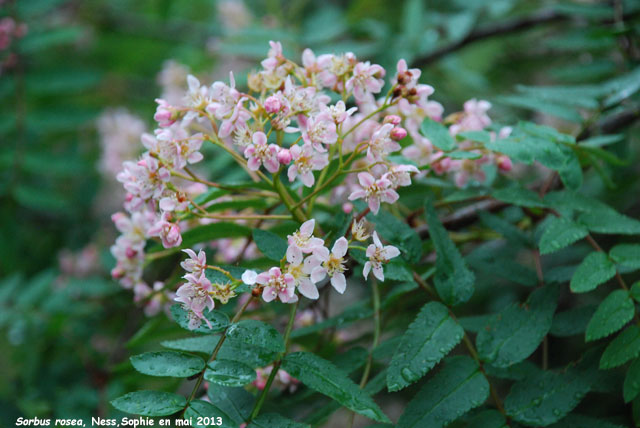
351, 218, 372, 242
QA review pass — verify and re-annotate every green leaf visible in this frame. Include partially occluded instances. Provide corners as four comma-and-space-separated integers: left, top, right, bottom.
570, 251, 616, 293
248, 413, 310, 428
184, 399, 236, 428
632, 282, 640, 303
204, 359, 256, 387
130, 351, 205, 378
610, 244, 640, 270
170, 304, 229, 334
396, 356, 489, 428
467, 409, 508, 428
539, 217, 588, 254
148, 222, 251, 255
367, 210, 422, 264
600, 326, 640, 369
493, 186, 545, 208
445, 150, 482, 160
495, 95, 582, 122
550, 305, 597, 337
476, 285, 558, 368
578, 207, 640, 235
161, 336, 219, 354
424, 201, 475, 306
207, 385, 255, 424
625, 358, 640, 403
226, 319, 285, 354
505, 367, 591, 426
457, 130, 491, 145
111, 391, 186, 416
547, 414, 626, 428
586, 290, 635, 342
252, 229, 288, 261
387, 302, 464, 392
420, 118, 456, 151
282, 352, 390, 423
478, 211, 532, 247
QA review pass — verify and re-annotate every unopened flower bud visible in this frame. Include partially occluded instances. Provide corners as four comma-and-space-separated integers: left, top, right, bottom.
154, 98, 177, 127
342, 202, 353, 214
390, 127, 407, 141
277, 148, 292, 165
383, 115, 402, 125
264, 96, 281, 114
125, 248, 138, 259
497, 155, 513, 172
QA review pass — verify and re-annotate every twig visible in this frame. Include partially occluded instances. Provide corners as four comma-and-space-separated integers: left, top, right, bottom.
411, 9, 567, 67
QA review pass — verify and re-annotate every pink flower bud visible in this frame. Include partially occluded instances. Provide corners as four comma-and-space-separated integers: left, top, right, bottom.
154, 98, 177, 127
497, 155, 513, 172
277, 148, 292, 165
125, 248, 138, 259
383, 115, 402, 125
264, 96, 281, 114
342, 202, 353, 214
390, 127, 407, 141
111, 267, 124, 279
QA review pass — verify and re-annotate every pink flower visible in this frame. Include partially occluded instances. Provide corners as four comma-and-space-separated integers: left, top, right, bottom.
264, 95, 282, 113
367, 124, 401, 162
301, 112, 338, 152
116, 154, 170, 202
310, 237, 349, 293
208, 72, 241, 119
363, 232, 400, 281
394, 59, 421, 89
219, 99, 251, 139
244, 131, 280, 173
287, 219, 324, 258
181, 249, 207, 275
348, 172, 399, 214
326, 100, 357, 124
287, 144, 329, 187
175, 271, 215, 329
260, 267, 297, 303
346, 61, 385, 102
402, 136, 439, 167
261, 40, 283, 70
382, 164, 419, 189
148, 213, 183, 248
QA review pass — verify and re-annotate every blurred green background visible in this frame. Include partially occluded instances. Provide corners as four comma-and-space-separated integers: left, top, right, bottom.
0, 0, 639, 425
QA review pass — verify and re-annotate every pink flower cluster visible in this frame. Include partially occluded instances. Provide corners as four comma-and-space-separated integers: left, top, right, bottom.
109, 41, 515, 321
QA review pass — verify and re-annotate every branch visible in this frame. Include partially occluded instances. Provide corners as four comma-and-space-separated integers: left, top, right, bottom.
411, 9, 567, 67
411, 9, 640, 67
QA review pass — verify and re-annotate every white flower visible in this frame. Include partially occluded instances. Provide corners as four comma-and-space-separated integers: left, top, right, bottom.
310, 237, 349, 293
363, 232, 400, 281
285, 247, 320, 299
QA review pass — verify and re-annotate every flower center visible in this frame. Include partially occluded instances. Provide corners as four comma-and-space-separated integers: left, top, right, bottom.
324, 255, 345, 275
